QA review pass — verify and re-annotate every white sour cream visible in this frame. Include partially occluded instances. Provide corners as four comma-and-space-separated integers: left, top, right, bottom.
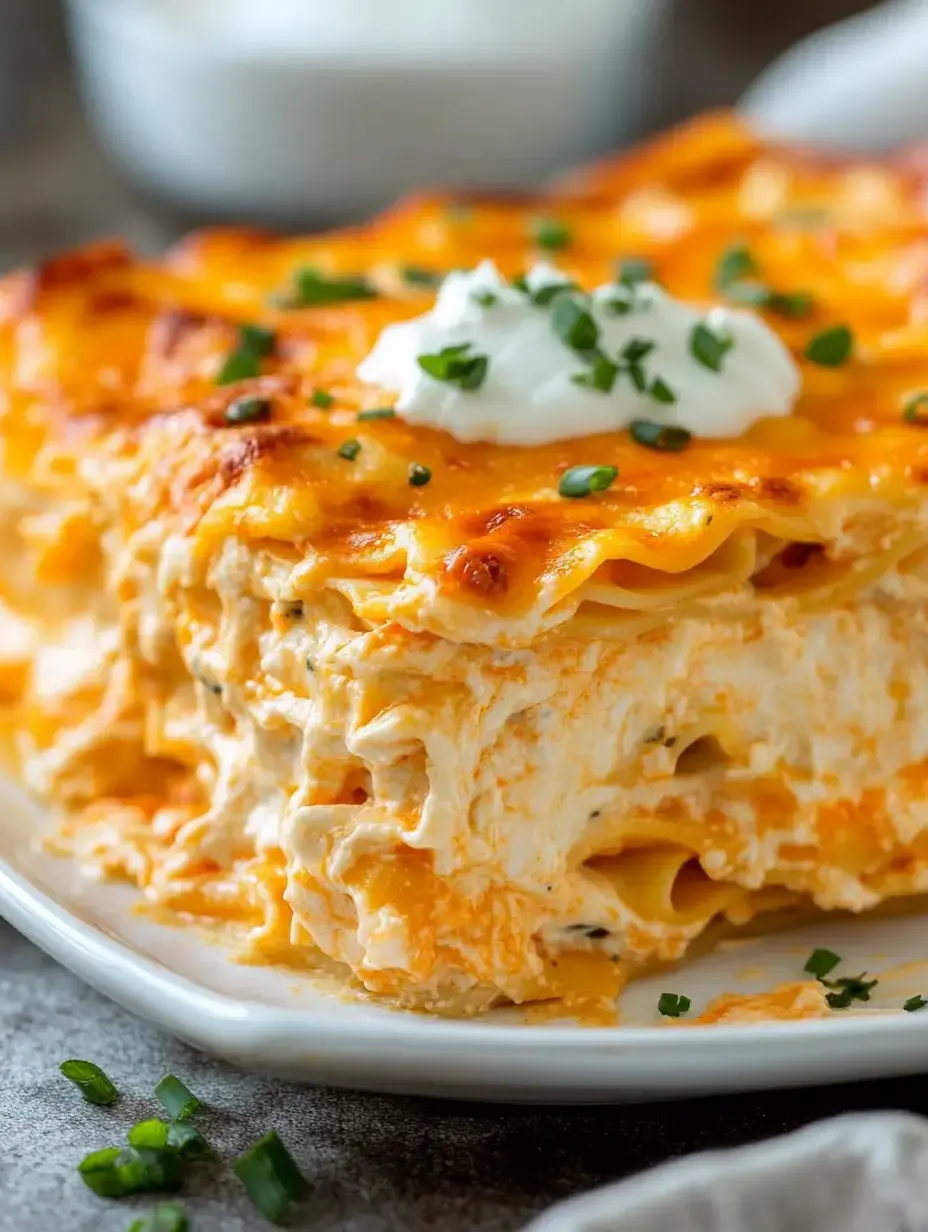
357, 260, 801, 445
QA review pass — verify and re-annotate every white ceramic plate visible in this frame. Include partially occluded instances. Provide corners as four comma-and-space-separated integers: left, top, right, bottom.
4, 775, 928, 1103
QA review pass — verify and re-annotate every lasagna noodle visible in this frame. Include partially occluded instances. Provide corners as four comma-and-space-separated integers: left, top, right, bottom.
3, 113, 928, 1014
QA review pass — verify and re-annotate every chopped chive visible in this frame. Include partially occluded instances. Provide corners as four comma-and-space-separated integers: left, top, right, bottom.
128, 1120, 171, 1151
357, 407, 396, 421
765, 290, 814, 319
715, 244, 759, 290
558, 465, 618, 499
657, 992, 692, 1018
216, 348, 261, 386
551, 297, 599, 352
823, 973, 878, 1009
167, 1122, 211, 1160
225, 396, 272, 426
511, 274, 530, 294
531, 281, 576, 307
155, 1074, 200, 1123
311, 389, 334, 409
617, 257, 654, 285
571, 354, 619, 394
648, 378, 677, 406
238, 324, 276, 357
233, 1130, 307, 1226
803, 324, 853, 367
630, 419, 690, 451
724, 279, 770, 308
59, 1059, 119, 1106
604, 289, 635, 316
621, 337, 655, 365
803, 948, 841, 979
408, 462, 432, 487
401, 265, 442, 288
690, 321, 733, 372
78, 1146, 182, 1198
417, 343, 488, 390
903, 393, 928, 425
275, 266, 377, 309
127, 1203, 189, 1232
904, 995, 928, 1012
472, 291, 499, 308
532, 217, 572, 251
337, 439, 361, 461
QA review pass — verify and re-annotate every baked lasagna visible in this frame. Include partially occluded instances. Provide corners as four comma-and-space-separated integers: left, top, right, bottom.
5, 111, 928, 1018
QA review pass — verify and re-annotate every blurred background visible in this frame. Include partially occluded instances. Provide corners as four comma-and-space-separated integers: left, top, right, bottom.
0, 0, 895, 271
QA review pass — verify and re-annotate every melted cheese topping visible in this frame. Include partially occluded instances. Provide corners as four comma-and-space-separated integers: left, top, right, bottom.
5, 111, 928, 1019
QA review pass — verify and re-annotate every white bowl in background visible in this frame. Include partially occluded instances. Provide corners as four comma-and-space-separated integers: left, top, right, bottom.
65, 0, 668, 222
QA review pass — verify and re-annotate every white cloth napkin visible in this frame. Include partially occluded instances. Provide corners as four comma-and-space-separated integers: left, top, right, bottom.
741, 0, 928, 151
527, 1113, 928, 1232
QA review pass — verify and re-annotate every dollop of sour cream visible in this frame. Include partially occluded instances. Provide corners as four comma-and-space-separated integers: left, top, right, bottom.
357, 260, 801, 445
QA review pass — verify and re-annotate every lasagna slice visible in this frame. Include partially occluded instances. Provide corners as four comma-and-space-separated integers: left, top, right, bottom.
4, 112, 928, 1017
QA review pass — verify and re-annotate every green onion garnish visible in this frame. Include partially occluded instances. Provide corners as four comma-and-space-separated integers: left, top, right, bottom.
473, 291, 499, 308
690, 321, 733, 372
408, 462, 432, 487
276, 267, 378, 309
225, 396, 272, 426
357, 407, 396, 421
551, 297, 599, 352
630, 420, 690, 451
127, 1203, 189, 1232
571, 354, 619, 394
903, 393, 928, 425
657, 992, 692, 1018
803, 324, 853, 367
311, 389, 334, 409
337, 439, 361, 461
128, 1120, 171, 1151
532, 281, 576, 308
558, 465, 618, 499
764, 290, 815, 319
904, 995, 928, 1012
532, 217, 572, 251
417, 343, 488, 390
648, 378, 677, 406
216, 323, 276, 385
604, 289, 635, 316
803, 948, 841, 979
78, 1145, 182, 1198
167, 1122, 211, 1160
715, 244, 759, 290
154, 1074, 200, 1123
823, 973, 878, 1010
401, 265, 442, 288
617, 257, 654, 285
233, 1130, 307, 1226
59, 1059, 119, 1106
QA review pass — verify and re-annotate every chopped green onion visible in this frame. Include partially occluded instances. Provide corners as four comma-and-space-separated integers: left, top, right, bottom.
216, 323, 276, 385
803, 948, 842, 979
154, 1074, 200, 1123
276, 267, 377, 309
531, 281, 576, 307
127, 1203, 189, 1232
233, 1130, 307, 1226
657, 992, 692, 1018
630, 419, 690, 451
621, 337, 655, 365
408, 462, 432, 487
604, 289, 635, 316
904, 995, 928, 1012
511, 274, 530, 294
551, 297, 599, 352
648, 378, 677, 406
167, 1122, 211, 1160
128, 1120, 171, 1151
337, 439, 361, 461
311, 389, 334, 409
532, 217, 572, 251
225, 396, 272, 426
617, 257, 654, 285
764, 290, 815, 319
357, 407, 396, 421
803, 324, 853, 367
417, 343, 488, 390
401, 265, 442, 288
59, 1059, 119, 1106
473, 291, 499, 308
715, 244, 759, 290
690, 321, 733, 372
128, 1204, 189, 1232
571, 354, 619, 394
903, 393, 928, 425
558, 465, 618, 499
78, 1146, 182, 1198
